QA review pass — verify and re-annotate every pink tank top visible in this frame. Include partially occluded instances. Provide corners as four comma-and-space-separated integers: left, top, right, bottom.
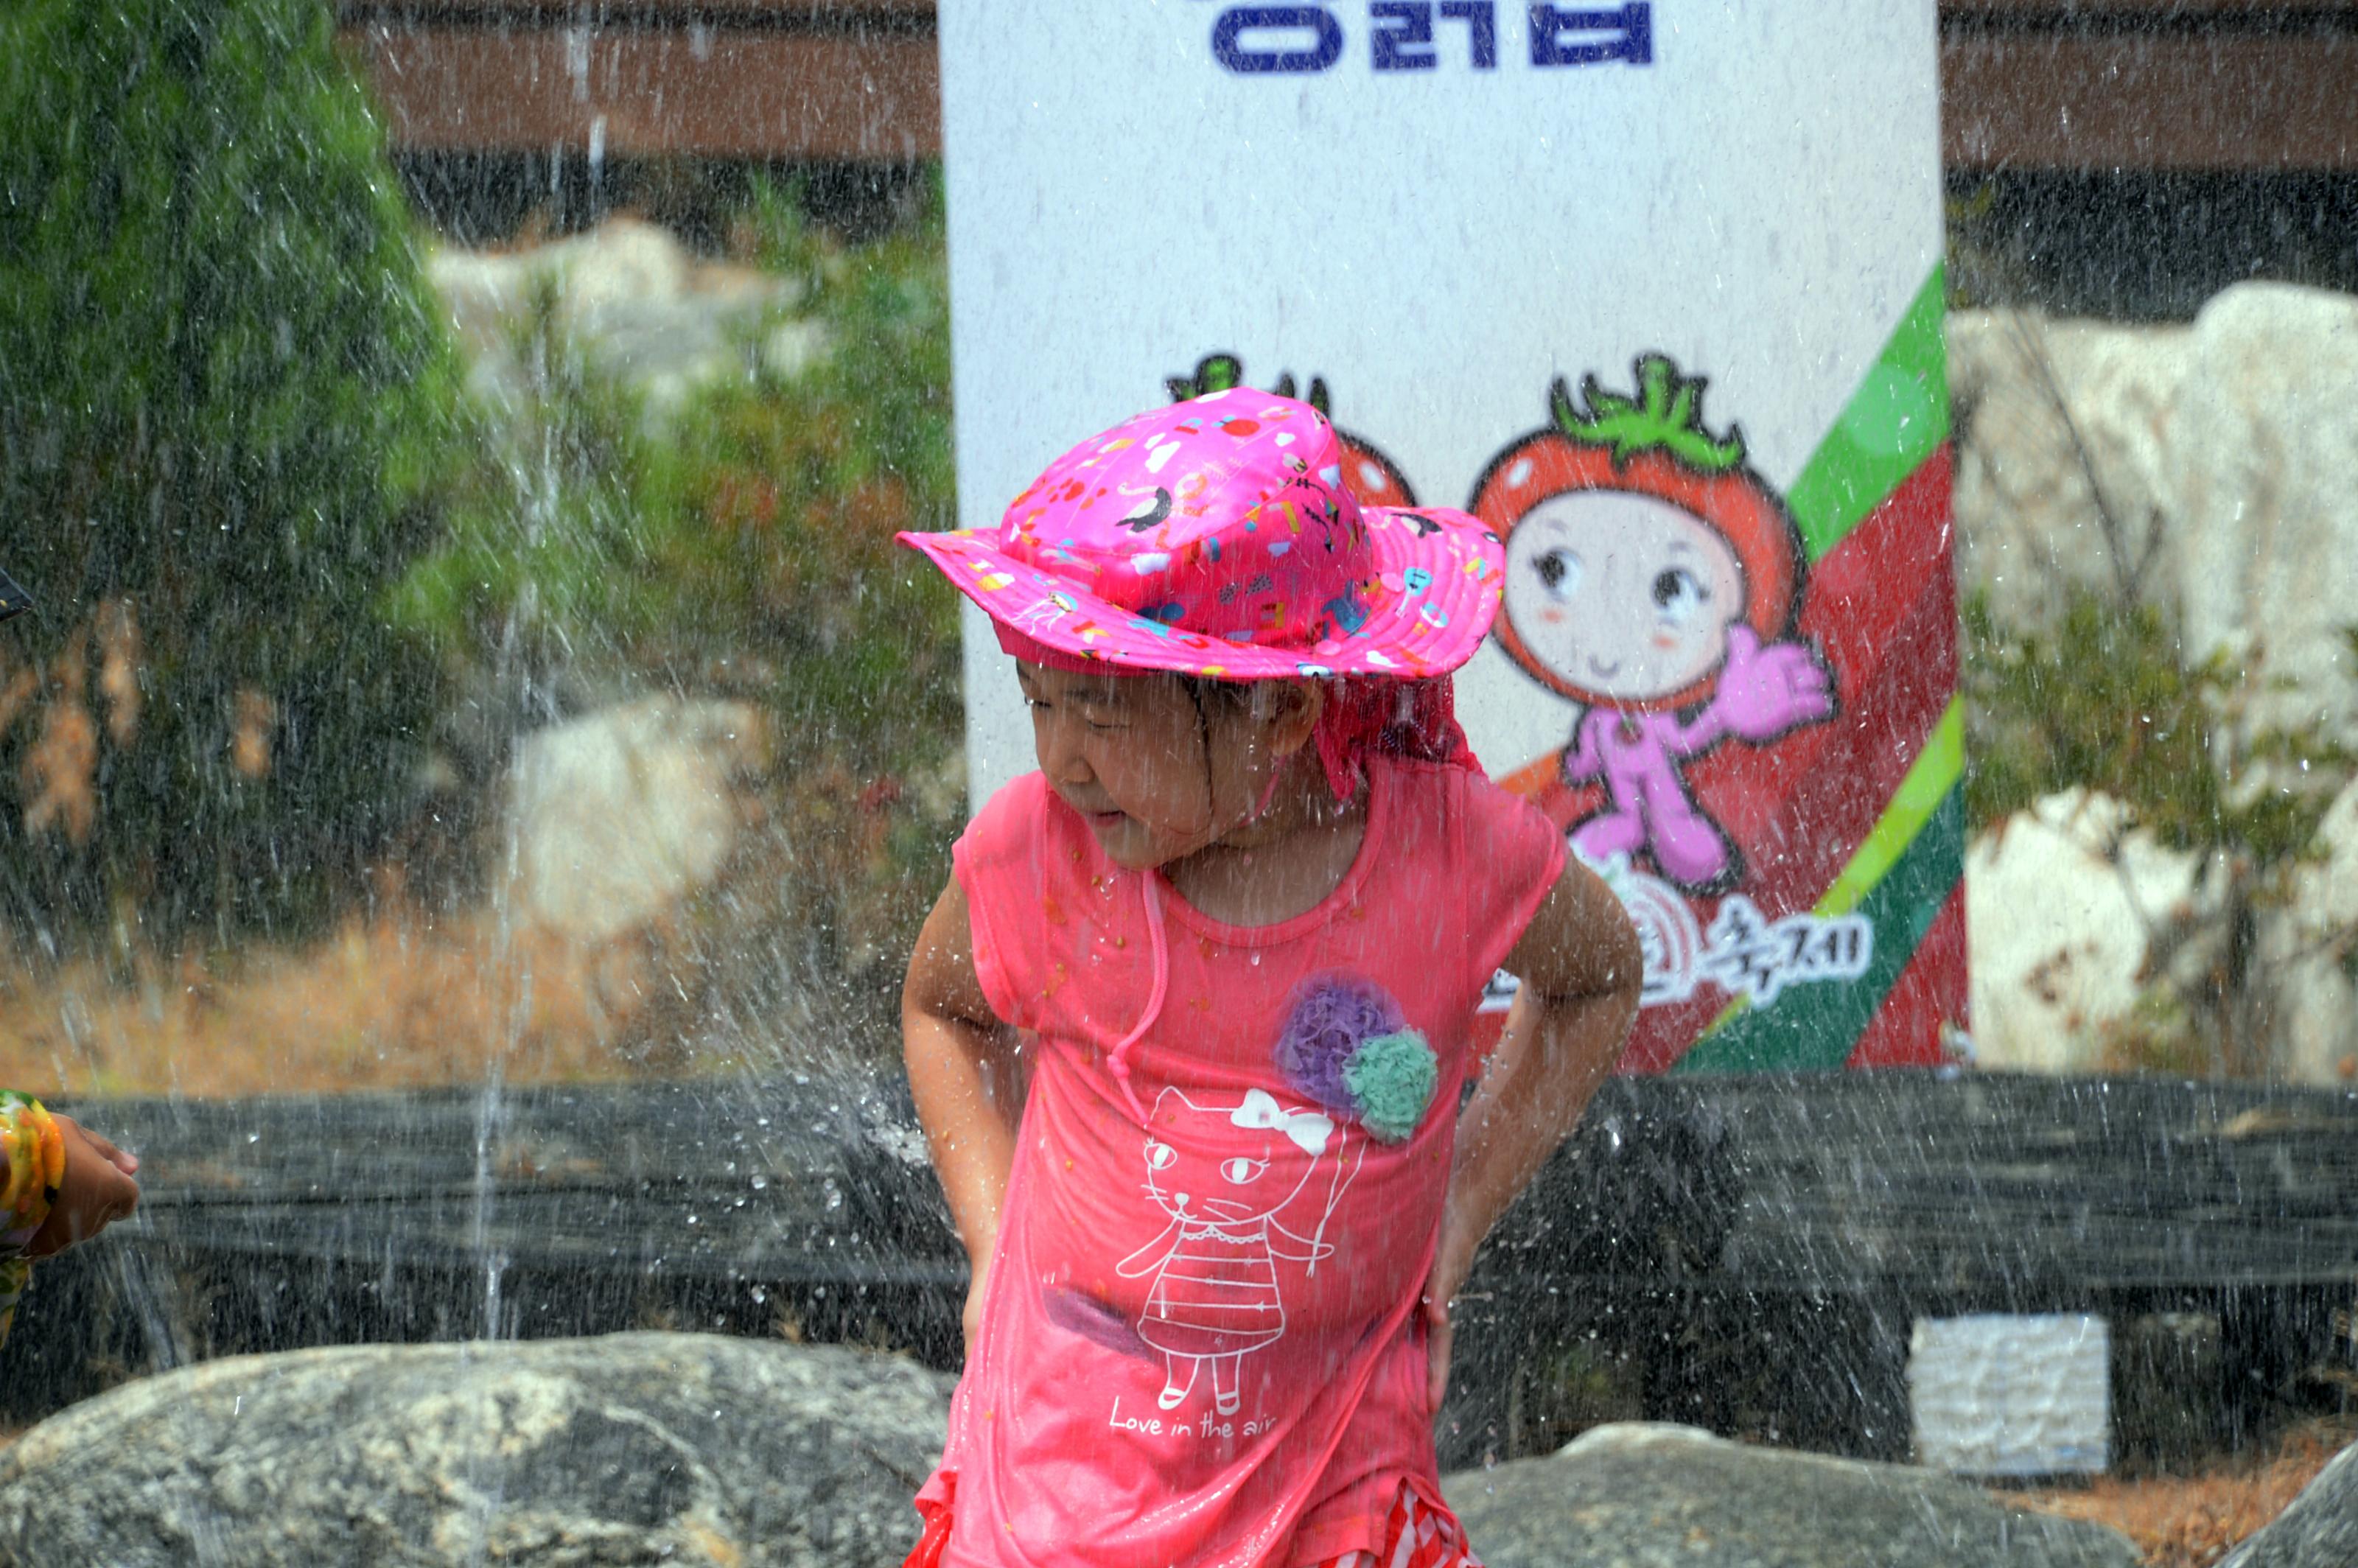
920, 756, 1565, 1567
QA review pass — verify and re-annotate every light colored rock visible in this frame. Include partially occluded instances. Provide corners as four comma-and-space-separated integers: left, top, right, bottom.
2219, 1438, 2358, 1567
427, 217, 810, 420
1948, 309, 2188, 628
1964, 789, 2222, 1074
0, 1331, 952, 1568
763, 317, 833, 382
510, 698, 770, 942
1949, 282, 2358, 752
2261, 780, 2358, 1085
2169, 284, 2358, 746
1444, 1421, 2141, 1567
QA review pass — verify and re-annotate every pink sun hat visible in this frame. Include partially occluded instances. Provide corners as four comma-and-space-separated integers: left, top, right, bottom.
896, 391, 1502, 680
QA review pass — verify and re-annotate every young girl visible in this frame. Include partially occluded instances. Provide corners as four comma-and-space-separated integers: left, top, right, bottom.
895, 393, 1642, 1568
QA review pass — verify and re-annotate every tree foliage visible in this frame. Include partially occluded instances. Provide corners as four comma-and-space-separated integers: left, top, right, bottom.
0, 0, 456, 948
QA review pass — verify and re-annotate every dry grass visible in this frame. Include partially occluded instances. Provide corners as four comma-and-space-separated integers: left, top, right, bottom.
2012, 1419, 2354, 1568
0, 914, 708, 1099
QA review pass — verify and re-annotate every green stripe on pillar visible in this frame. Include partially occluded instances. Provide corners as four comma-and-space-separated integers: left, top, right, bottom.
1670, 788, 1965, 1074
1786, 263, 1950, 562
1813, 699, 1962, 920
1684, 699, 1962, 1041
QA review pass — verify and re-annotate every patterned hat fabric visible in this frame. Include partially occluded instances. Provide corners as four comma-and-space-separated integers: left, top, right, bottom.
898, 392, 1502, 679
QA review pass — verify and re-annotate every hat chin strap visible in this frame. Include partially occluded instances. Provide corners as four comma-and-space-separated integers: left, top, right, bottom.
1108, 753, 1287, 1122
1245, 754, 1290, 823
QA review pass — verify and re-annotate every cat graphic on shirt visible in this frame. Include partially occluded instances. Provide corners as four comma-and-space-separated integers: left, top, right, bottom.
1117, 1086, 1364, 1415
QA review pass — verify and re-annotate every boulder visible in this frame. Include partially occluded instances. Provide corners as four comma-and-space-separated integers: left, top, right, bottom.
2219, 1438, 2358, 1567
1444, 1423, 2141, 1568
1964, 788, 2222, 1074
2262, 779, 2358, 1084
1949, 283, 2358, 754
510, 697, 769, 942
0, 1332, 950, 1568
427, 217, 813, 421
2167, 285, 2358, 749
1948, 309, 2187, 629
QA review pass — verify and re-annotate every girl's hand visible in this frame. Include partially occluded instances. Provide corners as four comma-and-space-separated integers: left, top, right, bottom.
1421, 1214, 1477, 1410
24, 1116, 139, 1260
1421, 1289, 1455, 1410
963, 1257, 993, 1354
1429, 859, 1641, 1413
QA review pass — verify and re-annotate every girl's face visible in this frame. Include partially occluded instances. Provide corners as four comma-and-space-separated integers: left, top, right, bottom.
1017, 662, 1295, 871
1502, 490, 1746, 704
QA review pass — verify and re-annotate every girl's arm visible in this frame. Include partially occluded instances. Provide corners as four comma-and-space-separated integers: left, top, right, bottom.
1427, 858, 1642, 1404
902, 877, 1026, 1351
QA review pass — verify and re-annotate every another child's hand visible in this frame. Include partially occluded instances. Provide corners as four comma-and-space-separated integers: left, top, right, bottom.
24, 1116, 139, 1260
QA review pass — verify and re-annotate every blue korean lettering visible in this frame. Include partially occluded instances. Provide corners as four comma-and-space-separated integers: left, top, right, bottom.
1370, 3, 1436, 71
1439, 1, 1499, 68
1212, 7, 1346, 74
1528, 2, 1651, 67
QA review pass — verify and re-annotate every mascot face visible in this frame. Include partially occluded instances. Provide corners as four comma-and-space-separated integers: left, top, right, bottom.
1501, 489, 1746, 705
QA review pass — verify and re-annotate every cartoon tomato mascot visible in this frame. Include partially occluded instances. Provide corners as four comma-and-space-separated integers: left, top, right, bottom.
1472, 354, 1833, 894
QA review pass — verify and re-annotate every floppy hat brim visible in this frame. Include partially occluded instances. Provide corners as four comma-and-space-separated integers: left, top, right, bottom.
898, 505, 1502, 680
0, 567, 29, 626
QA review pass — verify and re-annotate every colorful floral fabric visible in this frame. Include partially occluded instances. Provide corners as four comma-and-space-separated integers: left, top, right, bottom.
898, 393, 1503, 682
0, 1091, 63, 1345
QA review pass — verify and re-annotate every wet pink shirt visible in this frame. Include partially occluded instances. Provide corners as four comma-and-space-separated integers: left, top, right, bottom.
920, 755, 1564, 1567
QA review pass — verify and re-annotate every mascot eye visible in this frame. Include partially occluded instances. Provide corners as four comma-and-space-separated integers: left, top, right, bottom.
1220, 1157, 1269, 1185
1652, 567, 1707, 623
1533, 547, 1582, 600
1147, 1141, 1178, 1172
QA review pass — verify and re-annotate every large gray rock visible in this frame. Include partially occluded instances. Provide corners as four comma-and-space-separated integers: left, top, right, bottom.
0, 1331, 950, 1567
2220, 1439, 2358, 1567
1444, 1423, 2140, 1568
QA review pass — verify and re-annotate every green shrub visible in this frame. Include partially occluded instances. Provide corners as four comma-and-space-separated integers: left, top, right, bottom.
1962, 587, 2355, 1074
397, 178, 962, 1023
1961, 589, 2346, 871
0, 0, 457, 949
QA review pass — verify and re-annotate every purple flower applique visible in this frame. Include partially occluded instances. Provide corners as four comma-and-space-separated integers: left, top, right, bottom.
1275, 975, 1438, 1144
